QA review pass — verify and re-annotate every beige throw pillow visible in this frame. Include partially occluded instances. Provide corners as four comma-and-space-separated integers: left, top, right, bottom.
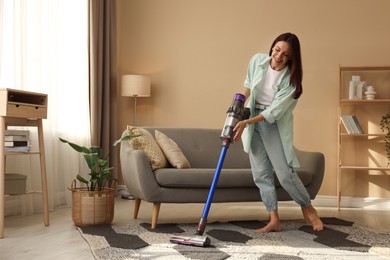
155, 130, 191, 169
127, 126, 168, 170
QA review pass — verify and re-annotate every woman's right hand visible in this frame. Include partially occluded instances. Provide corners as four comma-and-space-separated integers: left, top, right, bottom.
232, 120, 247, 142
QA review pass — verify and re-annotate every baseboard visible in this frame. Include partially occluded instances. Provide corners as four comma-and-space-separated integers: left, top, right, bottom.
311, 195, 390, 210
278, 195, 390, 210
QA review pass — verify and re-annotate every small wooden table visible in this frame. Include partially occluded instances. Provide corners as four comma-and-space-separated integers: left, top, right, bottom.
0, 88, 49, 238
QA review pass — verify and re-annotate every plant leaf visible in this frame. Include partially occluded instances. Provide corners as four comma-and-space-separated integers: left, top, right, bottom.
60, 134, 141, 192
112, 134, 141, 147
76, 174, 89, 185
84, 153, 100, 170
59, 138, 91, 154
90, 146, 102, 158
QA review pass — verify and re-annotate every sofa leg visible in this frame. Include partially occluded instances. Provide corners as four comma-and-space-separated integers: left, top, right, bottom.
133, 198, 141, 219
151, 202, 161, 229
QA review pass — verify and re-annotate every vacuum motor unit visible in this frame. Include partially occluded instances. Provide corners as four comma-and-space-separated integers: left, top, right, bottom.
221, 93, 250, 141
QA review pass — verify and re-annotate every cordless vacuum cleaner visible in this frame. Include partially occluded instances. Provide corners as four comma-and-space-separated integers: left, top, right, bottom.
170, 93, 250, 247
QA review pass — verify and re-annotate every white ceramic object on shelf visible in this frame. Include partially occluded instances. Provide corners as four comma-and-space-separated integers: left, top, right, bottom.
364, 85, 376, 100
349, 75, 361, 99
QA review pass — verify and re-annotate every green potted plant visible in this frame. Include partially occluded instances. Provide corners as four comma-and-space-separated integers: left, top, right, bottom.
59, 134, 139, 226
380, 112, 390, 166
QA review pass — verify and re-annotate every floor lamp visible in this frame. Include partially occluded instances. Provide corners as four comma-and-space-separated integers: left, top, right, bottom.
121, 75, 151, 126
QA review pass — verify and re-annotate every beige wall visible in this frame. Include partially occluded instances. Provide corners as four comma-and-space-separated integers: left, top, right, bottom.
116, 0, 390, 199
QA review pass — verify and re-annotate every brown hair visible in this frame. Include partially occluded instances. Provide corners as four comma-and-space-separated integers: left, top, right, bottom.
269, 32, 303, 99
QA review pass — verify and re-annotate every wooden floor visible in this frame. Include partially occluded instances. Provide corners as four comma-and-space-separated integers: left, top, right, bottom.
3, 198, 390, 260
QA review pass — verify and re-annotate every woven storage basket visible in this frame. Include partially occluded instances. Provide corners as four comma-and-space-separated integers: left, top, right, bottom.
71, 181, 115, 226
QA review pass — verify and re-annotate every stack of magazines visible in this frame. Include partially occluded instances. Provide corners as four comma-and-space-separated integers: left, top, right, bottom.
4, 129, 30, 152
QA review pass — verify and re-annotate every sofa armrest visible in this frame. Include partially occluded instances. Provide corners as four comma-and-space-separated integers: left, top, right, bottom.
295, 148, 325, 199
120, 130, 162, 201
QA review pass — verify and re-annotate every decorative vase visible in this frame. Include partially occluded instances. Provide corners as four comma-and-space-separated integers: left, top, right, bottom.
364, 86, 376, 100
349, 75, 361, 99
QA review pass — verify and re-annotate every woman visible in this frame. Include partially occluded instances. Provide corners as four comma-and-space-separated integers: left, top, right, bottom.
233, 32, 323, 233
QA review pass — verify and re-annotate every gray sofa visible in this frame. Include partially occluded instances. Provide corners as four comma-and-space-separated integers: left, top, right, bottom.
120, 127, 325, 229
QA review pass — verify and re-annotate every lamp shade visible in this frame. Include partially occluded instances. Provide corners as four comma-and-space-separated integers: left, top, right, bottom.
121, 75, 151, 97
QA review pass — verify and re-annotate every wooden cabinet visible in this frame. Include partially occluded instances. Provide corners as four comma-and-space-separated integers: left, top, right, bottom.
0, 88, 49, 238
337, 66, 390, 210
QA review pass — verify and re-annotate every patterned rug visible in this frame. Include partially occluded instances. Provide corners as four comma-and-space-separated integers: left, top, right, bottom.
77, 218, 390, 259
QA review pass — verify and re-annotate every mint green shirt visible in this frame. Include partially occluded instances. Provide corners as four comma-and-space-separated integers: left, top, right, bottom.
241, 53, 300, 168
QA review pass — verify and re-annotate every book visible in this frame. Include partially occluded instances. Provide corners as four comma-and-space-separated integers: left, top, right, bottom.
5, 146, 30, 152
5, 141, 29, 147
349, 115, 360, 134
340, 115, 363, 134
352, 115, 364, 134
341, 115, 353, 134
4, 135, 29, 142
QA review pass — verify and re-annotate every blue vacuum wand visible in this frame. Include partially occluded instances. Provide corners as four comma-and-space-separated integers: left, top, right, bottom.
170, 93, 249, 247
195, 139, 230, 238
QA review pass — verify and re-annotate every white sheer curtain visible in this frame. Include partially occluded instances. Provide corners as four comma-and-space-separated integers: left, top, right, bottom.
0, 0, 90, 216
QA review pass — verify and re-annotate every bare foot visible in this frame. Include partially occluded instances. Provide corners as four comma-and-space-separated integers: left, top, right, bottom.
256, 219, 282, 233
302, 205, 324, 231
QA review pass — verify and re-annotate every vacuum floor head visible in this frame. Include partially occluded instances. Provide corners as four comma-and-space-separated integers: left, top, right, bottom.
170, 233, 211, 247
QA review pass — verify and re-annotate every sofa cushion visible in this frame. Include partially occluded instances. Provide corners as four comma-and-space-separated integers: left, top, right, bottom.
154, 168, 313, 188
155, 130, 191, 169
143, 128, 251, 168
127, 126, 168, 170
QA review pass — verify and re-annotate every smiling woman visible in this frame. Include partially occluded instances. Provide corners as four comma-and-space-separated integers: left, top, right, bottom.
0, 0, 90, 215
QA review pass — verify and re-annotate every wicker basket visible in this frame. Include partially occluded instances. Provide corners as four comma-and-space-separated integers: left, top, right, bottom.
71, 181, 115, 226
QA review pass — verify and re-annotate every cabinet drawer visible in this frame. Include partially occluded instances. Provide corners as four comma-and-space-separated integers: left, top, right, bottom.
7, 103, 47, 119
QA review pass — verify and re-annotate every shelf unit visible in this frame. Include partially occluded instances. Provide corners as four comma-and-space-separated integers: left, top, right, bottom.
0, 88, 49, 238
337, 66, 390, 210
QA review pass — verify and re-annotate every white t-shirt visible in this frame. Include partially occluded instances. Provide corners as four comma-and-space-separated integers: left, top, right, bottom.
255, 65, 287, 106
